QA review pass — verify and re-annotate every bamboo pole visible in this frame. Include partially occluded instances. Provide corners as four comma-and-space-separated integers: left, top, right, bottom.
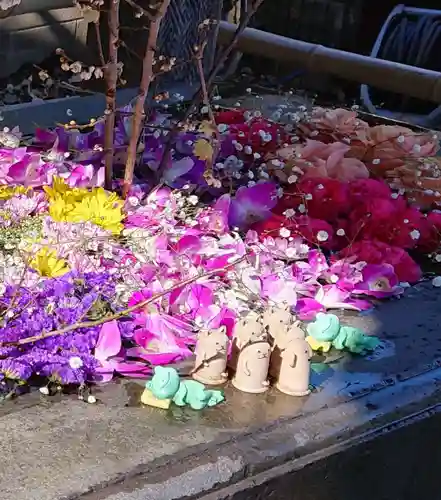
217, 21, 441, 103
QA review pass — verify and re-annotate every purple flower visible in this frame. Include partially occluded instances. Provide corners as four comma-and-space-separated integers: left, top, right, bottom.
228, 182, 278, 229
0, 359, 32, 381
352, 264, 403, 298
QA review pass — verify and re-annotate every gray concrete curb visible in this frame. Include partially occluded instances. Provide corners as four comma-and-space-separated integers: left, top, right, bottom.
73, 361, 441, 500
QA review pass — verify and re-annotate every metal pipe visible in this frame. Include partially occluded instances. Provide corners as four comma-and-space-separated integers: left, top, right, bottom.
218, 21, 441, 103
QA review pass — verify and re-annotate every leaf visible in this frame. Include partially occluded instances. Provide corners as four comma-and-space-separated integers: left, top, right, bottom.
194, 139, 214, 161
199, 120, 217, 137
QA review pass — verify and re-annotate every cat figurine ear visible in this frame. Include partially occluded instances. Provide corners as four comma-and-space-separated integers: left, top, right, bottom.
263, 304, 294, 342
192, 326, 229, 386
234, 311, 266, 349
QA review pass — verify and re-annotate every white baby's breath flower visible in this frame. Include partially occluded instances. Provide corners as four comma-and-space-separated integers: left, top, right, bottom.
187, 195, 199, 206
410, 229, 420, 240
317, 230, 329, 242
69, 356, 83, 370
432, 276, 441, 287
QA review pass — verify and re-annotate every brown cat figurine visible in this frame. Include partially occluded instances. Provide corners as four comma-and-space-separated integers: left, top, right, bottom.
192, 326, 229, 386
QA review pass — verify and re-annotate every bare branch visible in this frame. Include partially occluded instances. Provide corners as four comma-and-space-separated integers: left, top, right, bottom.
122, 0, 171, 198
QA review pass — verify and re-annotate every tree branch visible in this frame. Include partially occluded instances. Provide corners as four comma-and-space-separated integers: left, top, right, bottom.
104, 0, 120, 190
0, 255, 248, 347
122, 0, 171, 198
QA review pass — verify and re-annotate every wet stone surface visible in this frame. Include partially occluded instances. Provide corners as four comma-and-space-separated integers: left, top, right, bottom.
1, 282, 441, 500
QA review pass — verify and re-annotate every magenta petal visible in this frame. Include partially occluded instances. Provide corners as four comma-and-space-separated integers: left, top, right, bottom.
229, 182, 278, 228
112, 360, 151, 378
95, 320, 122, 362
295, 298, 325, 320
308, 250, 329, 276
133, 329, 155, 349
344, 298, 373, 311
94, 360, 116, 383
353, 263, 404, 298
175, 234, 202, 254
126, 347, 182, 365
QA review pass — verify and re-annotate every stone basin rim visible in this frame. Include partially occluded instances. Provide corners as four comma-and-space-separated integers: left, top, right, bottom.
74, 364, 441, 500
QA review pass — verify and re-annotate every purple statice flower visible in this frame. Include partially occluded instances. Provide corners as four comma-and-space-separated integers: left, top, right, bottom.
0, 271, 120, 385
0, 359, 32, 381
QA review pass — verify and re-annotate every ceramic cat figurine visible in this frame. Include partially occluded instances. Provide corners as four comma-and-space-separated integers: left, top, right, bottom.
192, 325, 229, 385
262, 304, 294, 342
229, 310, 264, 371
232, 340, 271, 394
269, 320, 306, 379
235, 310, 266, 348
231, 310, 270, 393
143, 366, 224, 410
276, 337, 312, 396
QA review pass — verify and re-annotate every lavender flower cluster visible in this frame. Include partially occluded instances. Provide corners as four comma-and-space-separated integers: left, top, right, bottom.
0, 271, 122, 385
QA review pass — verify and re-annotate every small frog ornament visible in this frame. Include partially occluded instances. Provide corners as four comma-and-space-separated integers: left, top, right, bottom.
141, 366, 224, 410
306, 312, 380, 355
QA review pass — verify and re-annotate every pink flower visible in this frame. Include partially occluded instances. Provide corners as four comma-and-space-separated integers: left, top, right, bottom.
67, 163, 104, 188
338, 240, 421, 283
197, 194, 231, 234
127, 326, 193, 366
93, 320, 151, 382
301, 107, 370, 140
353, 264, 403, 298
229, 182, 278, 229
295, 284, 371, 320
277, 140, 369, 181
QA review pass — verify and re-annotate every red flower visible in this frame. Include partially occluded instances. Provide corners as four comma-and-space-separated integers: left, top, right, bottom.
348, 178, 392, 204
338, 240, 421, 283
252, 214, 336, 250
275, 178, 350, 222
215, 109, 246, 125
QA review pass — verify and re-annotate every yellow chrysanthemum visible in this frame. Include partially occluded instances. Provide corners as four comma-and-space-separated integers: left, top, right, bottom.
0, 185, 29, 200
67, 187, 124, 234
45, 177, 124, 234
48, 195, 75, 222
30, 247, 70, 277
44, 176, 88, 204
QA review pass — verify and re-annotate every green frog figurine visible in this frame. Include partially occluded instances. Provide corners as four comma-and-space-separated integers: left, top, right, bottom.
306, 312, 380, 355
142, 366, 225, 411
